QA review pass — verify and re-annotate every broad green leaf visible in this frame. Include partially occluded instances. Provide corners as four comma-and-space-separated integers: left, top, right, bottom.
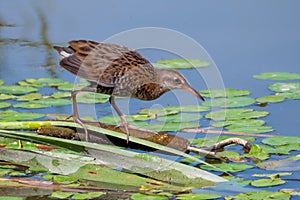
0, 94, 15, 100
51, 91, 71, 98
177, 193, 221, 200
261, 143, 300, 154
71, 192, 106, 199
201, 163, 253, 172
0, 110, 45, 121
218, 151, 242, 161
252, 172, 292, 178
14, 98, 72, 109
0, 197, 23, 200
200, 88, 250, 98
138, 108, 178, 116
262, 136, 300, 146
211, 119, 265, 128
51, 191, 74, 199
16, 93, 43, 101
225, 190, 290, 200
165, 105, 210, 112
244, 144, 269, 160
131, 193, 168, 200
157, 113, 202, 123
154, 59, 210, 69
76, 92, 109, 104
0, 85, 38, 94
268, 82, 300, 93
225, 125, 274, 133
205, 108, 269, 121
36, 77, 64, 86
253, 72, 300, 80
0, 102, 11, 108
256, 95, 285, 103
279, 91, 300, 99
250, 178, 285, 187
203, 97, 255, 108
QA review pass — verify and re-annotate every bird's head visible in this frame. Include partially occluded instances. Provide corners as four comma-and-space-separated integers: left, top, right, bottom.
156, 69, 205, 101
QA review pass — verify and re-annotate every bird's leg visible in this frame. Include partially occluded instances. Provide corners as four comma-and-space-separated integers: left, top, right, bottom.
109, 96, 130, 143
70, 87, 97, 142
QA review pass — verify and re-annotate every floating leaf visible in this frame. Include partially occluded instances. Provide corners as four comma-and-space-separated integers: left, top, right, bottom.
225, 125, 274, 133
253, 72, 300, 80
139, 108, 178, 117
205, 109, 269, 121
131, 193, 169, 200
0, 85, 38, 94
191, 136, 256, 148
0, 102, 11, 109
14, 98, 72, 109
226, 190, 290, 200
51, 91, 71, 98
279, 91, 300, 99
0, 94, 15, 100
262, 136, 300, 146
268, 82, 300, 93
157, 113, 202, 123
252, 172, 292, 178
211, 119, 265, 128
218, 151, 242, 161
200, 163, 253, 172
154, 59, 210, 69
165, 105, 210, 112
36, 77, 64, 86
203, 97, 255, 108
244, 144, 269, 160
256, 95, 285, 103
200, 88, 250, 98
0, 110, 45, 121
76, 92, 110, 104
16, 93, 43, 101
250, 178, 285, 187
177, 193, 221, 200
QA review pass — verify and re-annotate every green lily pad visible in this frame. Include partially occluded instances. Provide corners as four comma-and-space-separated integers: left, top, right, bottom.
226, 190, 290, 200
131, 193, 169, 200
0, 80, 4, 85
0, 102, 11, 109
200, 88, 250, 98
279, 91, 300, 99
253, 72, 300, 80
14, 98, 72, 109
252, 172, 292, 178
244, 144, 269, 160
157, 113, 202, 123
0, 94, 16, 100
256, 95, 285, 103
35, 78, 65, 86
211, 119, 265, 128
51, 91, 71, 98
205, 108, 269, 121
164, 105, 210, 112
76, 92, 110, 104
203, 97, 255, 108
200, 163, 253, 172
190, 136, 256, 148
138, 108, 178, 117
0, 85, 38, 94
154, 59, 210, 69
218, 151, 242, 161
225, 125, 274, 133
250, 178, 285, 187
16, 93, 43, 101
268, 82, 300, 93
0, 110, 45, 121
176, 193, 221, 200
262, 136, 300, 146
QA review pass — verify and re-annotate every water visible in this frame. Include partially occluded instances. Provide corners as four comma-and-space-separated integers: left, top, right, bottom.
0, 0, 300, 198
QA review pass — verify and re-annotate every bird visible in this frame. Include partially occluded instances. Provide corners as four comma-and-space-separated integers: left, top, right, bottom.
53, 40, 204, 142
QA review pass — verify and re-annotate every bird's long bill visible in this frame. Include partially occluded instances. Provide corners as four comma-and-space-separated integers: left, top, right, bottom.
182, 84, 205, 101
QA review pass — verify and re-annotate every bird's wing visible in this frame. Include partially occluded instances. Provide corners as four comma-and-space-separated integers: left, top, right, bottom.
55, 40, 155, 87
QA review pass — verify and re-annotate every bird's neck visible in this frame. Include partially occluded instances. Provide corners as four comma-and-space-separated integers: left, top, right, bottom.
134, 83, 170, 100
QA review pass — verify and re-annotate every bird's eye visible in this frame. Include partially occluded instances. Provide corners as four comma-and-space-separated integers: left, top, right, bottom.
173, 77, 182, 84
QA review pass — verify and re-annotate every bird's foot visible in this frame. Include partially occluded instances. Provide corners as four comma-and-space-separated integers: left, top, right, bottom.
66, 114, 90, 142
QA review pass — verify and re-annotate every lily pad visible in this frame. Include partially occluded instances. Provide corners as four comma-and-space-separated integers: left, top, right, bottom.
154, 59, 210, 69
253, 72, 300, 80
256, 95, 285, 103
131, 193, 169, 200
211, 119, 265, 128
262, 136, 300, 146
165, 105, 210, 113
250, 178, 285, 187
225, 125, 274, 133
76, 92, 110, 104
268, 82, 300, 93
244, 144, 269, 160
205, 108, 269, 121
16, 93, 43, 101
157, 113, 202, 123
279, 91, 300, 99
202, 97, 255, 108
0, 110, 45, 121
138, 108, 178, 117
200, 88, 250, 98
200, 163, 253, 172
0, 94, 16, 100
0, 85, 38, 94
51, 91, 71, 98
0, 102, 11, 109
176, 193, 221, 200
190, 136, 256, 148
14, 98, 72, 109
226, 190, 290, 200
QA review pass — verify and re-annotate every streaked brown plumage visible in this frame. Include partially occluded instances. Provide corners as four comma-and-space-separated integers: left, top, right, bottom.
54, 40, 204, 142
